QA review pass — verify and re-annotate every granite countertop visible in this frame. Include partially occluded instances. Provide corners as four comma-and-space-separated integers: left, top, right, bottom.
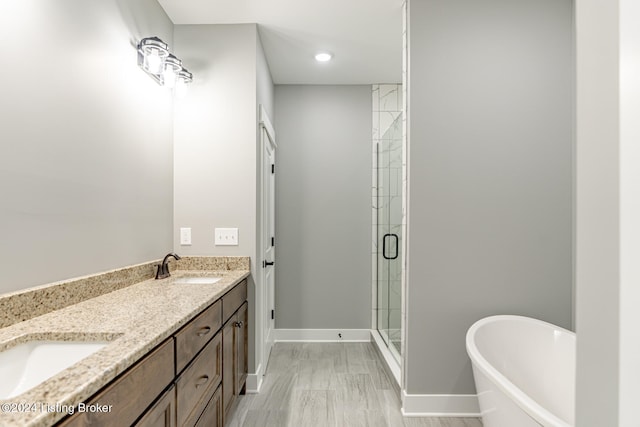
0, 268, 250, 427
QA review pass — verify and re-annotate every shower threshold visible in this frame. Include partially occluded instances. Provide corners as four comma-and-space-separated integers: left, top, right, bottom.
371, 329, 401, 386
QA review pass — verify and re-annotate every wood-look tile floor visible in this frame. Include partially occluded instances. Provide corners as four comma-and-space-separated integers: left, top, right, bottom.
226, 343, 483, 427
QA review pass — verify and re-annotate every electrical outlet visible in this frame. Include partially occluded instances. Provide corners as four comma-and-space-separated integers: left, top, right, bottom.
180, 227, 191, 245
215, 228, 239, 246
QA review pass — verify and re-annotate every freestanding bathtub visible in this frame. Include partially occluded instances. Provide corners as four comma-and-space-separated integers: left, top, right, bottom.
466, 315, 575, 427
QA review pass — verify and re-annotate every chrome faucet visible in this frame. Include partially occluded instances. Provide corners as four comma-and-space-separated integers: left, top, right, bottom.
155, 252, 181, 279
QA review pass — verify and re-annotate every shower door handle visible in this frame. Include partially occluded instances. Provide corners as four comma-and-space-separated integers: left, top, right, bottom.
382, 234, 399, 260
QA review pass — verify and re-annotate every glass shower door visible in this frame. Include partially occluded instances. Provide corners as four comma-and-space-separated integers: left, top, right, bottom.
376, 115, 403, 360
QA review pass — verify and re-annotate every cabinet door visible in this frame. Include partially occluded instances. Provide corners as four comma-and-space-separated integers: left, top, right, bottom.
222, 319, 236, 416
235, 302, 248, 395
135, 386, 176, 427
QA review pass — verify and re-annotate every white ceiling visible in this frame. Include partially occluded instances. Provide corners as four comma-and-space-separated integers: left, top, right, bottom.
156, 0, 403, 85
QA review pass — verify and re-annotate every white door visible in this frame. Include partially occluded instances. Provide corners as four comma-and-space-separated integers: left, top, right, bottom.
260, 106, 276, 364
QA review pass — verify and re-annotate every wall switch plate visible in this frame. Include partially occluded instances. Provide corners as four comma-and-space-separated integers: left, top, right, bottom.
215, 228, 239, 246
180, 227, 192, 245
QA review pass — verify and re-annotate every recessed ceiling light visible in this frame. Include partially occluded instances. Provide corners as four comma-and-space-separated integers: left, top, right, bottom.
315, 52, 332, 62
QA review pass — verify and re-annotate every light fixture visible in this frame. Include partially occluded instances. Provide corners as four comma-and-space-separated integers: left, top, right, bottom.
138, 37, 169, 74
137, 36, 193, 94
162, 54, 182, 89
315, 52, 332, 62
175, 68, 193, 97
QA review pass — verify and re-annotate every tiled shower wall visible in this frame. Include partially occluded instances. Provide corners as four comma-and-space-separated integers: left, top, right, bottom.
372, 84, 404, 345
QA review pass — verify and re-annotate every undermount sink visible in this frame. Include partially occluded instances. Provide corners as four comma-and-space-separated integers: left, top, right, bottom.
174, 277, 222, 285
0, 340, 108, 399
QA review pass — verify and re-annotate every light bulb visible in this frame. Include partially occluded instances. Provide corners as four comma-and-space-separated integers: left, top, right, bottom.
175, 69, 192, 97
144, 48, 163, 74
164, 67, 177, 88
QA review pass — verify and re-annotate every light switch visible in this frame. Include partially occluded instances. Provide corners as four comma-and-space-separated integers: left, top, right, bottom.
180, 227, 192, 245
215, 228, 239, 246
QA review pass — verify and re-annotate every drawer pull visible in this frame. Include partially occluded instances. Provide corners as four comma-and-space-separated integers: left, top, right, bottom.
195, 375, 210, 388
234, 321, 244, 328
196, 326, 212, 337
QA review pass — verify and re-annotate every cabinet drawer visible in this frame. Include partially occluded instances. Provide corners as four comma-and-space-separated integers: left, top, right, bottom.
135, 385, 176, 427
175, 300, 222, 373
222, 280, 247, 321
59, 339, 174, 427
195, 385, 222, 427
176, 333, 222, 427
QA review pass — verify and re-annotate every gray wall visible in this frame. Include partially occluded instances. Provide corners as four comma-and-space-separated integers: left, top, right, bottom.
256, 35, 275, 124
173, 24, 265, 373
274, 85, 371, 329
0, 0, 174, 294
406, 0, 573, 395
173, 24, 258, 261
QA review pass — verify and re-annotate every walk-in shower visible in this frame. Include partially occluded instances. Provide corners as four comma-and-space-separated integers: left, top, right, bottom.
372, 84, 404, 368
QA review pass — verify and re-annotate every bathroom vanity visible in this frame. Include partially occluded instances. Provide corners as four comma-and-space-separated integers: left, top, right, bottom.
0, 257, 250, 427
58, 279, 247, 427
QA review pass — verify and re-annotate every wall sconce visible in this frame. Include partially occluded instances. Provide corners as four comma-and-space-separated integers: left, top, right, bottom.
137, 36, 192, 94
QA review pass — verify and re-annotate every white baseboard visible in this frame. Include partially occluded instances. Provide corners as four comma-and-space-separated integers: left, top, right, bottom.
273, 329, 371, 342
401, 391, 481, 417
245, 363, 263, 393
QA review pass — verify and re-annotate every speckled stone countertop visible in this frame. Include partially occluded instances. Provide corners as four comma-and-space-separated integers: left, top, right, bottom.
0, 263, 250, 427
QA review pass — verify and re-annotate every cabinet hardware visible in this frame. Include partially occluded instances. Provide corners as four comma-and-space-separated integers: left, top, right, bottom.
196, 326, 211, 337
195, 375, 210, 388
262, 260, 275, 268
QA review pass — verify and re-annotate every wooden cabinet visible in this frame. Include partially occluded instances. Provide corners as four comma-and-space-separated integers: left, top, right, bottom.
222, 280, 249, 421
176, 333, 222, 427
57, 279, 248, 427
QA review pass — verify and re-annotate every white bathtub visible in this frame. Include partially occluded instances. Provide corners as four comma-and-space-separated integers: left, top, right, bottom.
466, 315, 575, 427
